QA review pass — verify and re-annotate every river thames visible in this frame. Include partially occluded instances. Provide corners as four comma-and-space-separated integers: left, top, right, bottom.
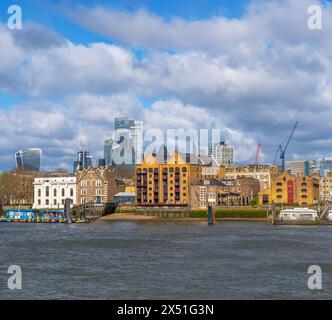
0, 221, 331, 299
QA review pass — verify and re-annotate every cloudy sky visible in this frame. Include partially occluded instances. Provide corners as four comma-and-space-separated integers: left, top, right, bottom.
0, 0, 331, 171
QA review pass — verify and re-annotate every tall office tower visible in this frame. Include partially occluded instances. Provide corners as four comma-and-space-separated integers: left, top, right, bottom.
208, 143, 213, 156
115, 117, 136, 130
15, 148, 42, 172
311, 158, 332, 177
212, 142, 234, 166
130, 120, 143, 165
111, 117, 144, 165
104, 139, 113, 166
94, 159, 106, 168
285, 160, 313, 176
73, 145, 93, 172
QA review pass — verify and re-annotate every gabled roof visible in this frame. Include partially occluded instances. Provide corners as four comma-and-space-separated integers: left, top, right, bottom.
76, 165, 112, 183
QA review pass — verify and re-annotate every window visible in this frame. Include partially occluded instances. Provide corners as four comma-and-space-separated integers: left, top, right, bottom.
62, 189, 65, 197
53, 199, 57, 206
38, 189, 41, 197
54, 189, 57, 197
81, 180, 87, 187
62, 199, 65, 205
70, 188, 74, 197
46, 186, 49, 197
81, 189, 87, 196
38, 199, 41, 205
46, 199, 49, 206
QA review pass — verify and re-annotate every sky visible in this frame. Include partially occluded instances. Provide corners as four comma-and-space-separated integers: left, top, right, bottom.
0, 0, 332, 171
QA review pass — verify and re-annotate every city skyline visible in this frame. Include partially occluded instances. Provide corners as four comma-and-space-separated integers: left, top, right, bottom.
1, 0, 332, 171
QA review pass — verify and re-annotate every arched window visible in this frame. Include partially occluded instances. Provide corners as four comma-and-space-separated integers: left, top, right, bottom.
54, 189, 57, 197
70, 188, 74, 197
45, 186, 49, 197
62, 189, 65, 197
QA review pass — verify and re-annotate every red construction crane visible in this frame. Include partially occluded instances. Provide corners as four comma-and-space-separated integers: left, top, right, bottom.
254, 144, 261, 165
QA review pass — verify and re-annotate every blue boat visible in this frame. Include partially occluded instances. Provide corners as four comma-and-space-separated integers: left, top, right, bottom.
1, 209, 66, 223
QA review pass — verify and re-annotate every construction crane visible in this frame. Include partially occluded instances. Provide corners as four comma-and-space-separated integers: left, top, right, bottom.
254, 144, 261, 165
273, 121, 299, 172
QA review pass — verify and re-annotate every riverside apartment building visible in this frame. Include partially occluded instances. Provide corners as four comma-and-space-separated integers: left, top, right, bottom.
135, 151, 217, 208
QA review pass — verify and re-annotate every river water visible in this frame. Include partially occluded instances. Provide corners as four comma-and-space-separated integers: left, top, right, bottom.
0, 221, 331, 300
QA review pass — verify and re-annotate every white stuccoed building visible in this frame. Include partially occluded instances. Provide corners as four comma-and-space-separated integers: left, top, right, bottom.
33, 176, 76, 209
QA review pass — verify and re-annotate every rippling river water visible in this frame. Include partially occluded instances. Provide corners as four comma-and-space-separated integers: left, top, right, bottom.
0, 221, 331, 299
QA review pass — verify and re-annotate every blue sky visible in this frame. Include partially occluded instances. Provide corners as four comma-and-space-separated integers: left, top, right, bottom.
0, 0, 332, 171
0, 0, 250, 108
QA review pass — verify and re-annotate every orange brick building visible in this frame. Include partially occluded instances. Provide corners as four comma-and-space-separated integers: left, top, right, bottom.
135, 152, 213, 208
259, 172, 319, 206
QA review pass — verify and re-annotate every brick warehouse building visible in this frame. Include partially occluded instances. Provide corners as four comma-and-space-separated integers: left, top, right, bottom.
190, 177, 260, 209
76, 166, 125, 205
259, 172, 319, 206
135, 151, 218, 208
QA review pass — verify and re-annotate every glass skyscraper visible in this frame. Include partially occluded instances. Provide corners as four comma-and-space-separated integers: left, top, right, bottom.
107, 118, 143, 165
104, 139, 113, 166
15, 148, 42, 172
73, 145, 93, 172
114, 117, 136, 130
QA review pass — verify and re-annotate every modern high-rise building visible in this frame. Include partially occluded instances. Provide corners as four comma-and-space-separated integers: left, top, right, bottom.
131, 120, 143, 165
104, 139, 113, 166
94, 159, 106, 168
311, 158, 332, 177
73, 145, 92, 172
212, 142, 234, 166
115, 117, 136, 130
285, 160, 312, 176
107, 118, 144, 165
15, 148, 42, 172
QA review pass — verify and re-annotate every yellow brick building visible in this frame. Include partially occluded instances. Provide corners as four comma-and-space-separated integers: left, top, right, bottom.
135, 152, 209, 208
259, 172, 319, 206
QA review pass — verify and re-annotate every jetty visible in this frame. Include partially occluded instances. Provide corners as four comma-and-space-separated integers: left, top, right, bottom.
0, 202, 117, 224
